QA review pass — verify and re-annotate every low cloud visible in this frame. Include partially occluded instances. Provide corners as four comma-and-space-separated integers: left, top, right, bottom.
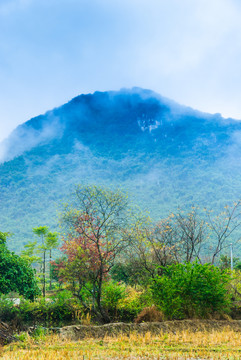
0, 113, 64, 163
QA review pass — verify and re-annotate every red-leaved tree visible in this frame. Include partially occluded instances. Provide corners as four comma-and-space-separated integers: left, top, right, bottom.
58, 185, 132, 323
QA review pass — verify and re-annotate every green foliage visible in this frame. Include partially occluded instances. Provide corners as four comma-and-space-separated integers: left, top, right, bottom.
15, 331, 29, 343
111, 260, 151, 286
92, 281, 153, 322
101, 282, 152, 322
45, 232, 59, 251
228, 270, 241, 301
21, 241, 42, 265
0, 231, 9, 245
33, 226, 49, 239
102, 281, 126, 315
116, 287, 147, 321
219, 255, 240, 270
50, 257, 65, 285
150, 262, 231, 320
30, 326, 48, 341
0, 291, 81, 327
0, 242, 40, 300
235, 262, 241, 270
0, 296, 18, 321
31, 226, 59, 297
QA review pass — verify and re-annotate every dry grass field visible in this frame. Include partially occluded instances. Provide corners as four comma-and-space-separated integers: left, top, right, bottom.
1, 328, 241, 359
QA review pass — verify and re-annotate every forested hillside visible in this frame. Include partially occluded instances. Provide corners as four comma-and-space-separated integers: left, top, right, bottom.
1, 88, 241, 251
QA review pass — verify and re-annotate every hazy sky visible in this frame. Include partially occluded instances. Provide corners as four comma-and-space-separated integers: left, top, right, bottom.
1, 0, 241, 141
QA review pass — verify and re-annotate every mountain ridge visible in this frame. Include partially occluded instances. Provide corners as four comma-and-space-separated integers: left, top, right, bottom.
1, 87, 241, 251
1, 87, 237, 163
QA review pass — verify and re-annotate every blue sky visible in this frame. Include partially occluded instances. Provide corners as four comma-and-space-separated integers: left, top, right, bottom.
1, 0, 241, 141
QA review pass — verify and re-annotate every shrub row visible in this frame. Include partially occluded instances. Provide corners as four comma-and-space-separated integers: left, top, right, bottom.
0, 291, 79, 328
0, 262, 233, 327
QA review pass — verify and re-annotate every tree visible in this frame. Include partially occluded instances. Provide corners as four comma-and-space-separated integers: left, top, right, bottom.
0, 232, 39, 300
123, 221, 160, 281
59, 185, 132, 323
111, 259, 151, 286
50, 257, 65, 287
123, 204, 241, 281
32, 226, 49, 243
147, 209, 207, 265
32, 227, 59, 295
44, 231, 59, 289
21, 241, 42, 265
33, 226, 49, 297
144, 204, 241, 267
218, 254, 240, 270
205, 201, 241, 264
123, 213, 201, 281
173, 208, 207, 262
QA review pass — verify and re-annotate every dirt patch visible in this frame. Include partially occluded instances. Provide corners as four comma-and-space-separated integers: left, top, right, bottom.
60, 320, 241, 340
0, 321, 18, 345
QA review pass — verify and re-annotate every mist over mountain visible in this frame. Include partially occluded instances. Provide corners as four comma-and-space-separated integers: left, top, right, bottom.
1, 87, 241, 251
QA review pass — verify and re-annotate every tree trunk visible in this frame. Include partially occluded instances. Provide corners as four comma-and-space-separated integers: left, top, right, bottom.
49, 249, 52, 290
96, 273, 110, 323
43, 250, 46, 297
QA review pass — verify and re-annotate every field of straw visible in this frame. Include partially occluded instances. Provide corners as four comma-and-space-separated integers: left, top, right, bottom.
1, 328, 241, 359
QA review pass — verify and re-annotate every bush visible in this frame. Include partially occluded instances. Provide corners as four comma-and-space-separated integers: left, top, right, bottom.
150, 262, 231, 320
102, 282, 152, 322
116, 287, 147, 321
102, 281, 126, 319
228, 270, 241, 301
134, 305, 164, 323
0, 291, 82, 328
0, 296, 19, 322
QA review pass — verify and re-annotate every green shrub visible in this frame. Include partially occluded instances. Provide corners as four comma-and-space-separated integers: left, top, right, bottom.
36, 291, 80, 326
102, 281, 126, 315
116, 287, 147, 321
150, 262, 231, 320
102, 282, 152, 322
0, 296, 19, 321
0, 291, 82, 327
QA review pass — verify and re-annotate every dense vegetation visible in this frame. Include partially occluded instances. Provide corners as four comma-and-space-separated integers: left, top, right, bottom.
1, 88, 241, 251
0, 232, 39, 301
1, 185, 241, 330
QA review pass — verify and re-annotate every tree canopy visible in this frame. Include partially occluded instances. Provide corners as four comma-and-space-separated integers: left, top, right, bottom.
0, 234, 39, 300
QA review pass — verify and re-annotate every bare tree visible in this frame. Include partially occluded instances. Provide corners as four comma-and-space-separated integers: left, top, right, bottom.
174, 208, 207, 262
145, 208, 207, 265
123, 217, 180, 280
205, 201, 241, 264
150, 203, 241, 266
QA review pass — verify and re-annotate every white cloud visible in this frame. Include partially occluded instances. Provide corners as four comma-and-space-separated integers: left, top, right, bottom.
1, 0, 241, 141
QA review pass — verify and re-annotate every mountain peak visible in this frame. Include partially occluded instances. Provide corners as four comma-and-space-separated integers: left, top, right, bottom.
1, 88, 241, 250
0, 88, 237, 163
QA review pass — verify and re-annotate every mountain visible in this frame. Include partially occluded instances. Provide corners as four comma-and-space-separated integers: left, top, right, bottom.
1, 87, 241, 251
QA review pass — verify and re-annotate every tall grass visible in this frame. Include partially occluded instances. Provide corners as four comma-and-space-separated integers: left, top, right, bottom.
2, 328, 241, 359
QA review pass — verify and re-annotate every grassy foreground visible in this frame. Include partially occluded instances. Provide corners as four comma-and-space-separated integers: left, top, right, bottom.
1, 329, 241, 359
